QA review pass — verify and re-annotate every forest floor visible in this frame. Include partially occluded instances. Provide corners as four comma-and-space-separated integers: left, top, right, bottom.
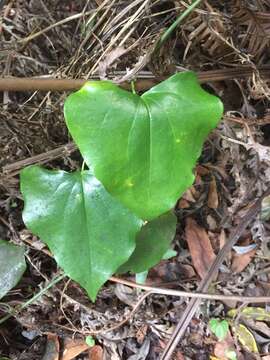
1, 1, 270, 359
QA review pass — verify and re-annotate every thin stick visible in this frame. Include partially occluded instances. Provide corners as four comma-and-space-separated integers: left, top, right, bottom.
1, 266, 270, 328
109, 276, 270, 303
1, 66, 270, 93
2, 143, 76, 175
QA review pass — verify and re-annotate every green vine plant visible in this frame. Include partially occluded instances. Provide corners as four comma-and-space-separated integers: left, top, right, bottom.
20, 72, 223, 301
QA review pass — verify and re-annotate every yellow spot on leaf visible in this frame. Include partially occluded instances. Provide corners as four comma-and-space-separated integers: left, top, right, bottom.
125, 178, 134, 187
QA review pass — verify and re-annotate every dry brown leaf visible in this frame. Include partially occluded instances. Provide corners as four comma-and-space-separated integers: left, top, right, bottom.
182, 188, 196, 202
231, 249, 256, 273
136, 325, 148, 344
98, 47, 126, 79
196, 165, 209, 176
219, 229, 226, 249
62, 338, 89, 360
208, 176, 219, 209
148, 260, 194, 283
88, 345, 103, 360
185, 218, 216, 279
207, 215, 217, 231
42, 333, 59, 360
181, 264, 196, 279
214, 333, 236, 360
178, 198, 190, 209
174, 351, 185, 360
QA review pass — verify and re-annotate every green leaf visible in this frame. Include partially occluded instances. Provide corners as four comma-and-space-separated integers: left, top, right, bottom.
162, 248, 177, 260
85, 335, 95, 347
228, 307, 270, 321
118, 212, 177, 274
20, 166, 142, 301
0, 240, 26, 299
64, 72, 223, 220
209, 319, 229, 341
135, 271, 148, 284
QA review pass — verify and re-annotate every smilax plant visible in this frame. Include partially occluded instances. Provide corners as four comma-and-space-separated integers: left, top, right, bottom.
20, 72, 223, 301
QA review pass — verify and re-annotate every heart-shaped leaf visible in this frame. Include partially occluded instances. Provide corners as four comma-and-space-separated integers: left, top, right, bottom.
209, 319, 229, 341
21, 166, 142, 301
64, 72, 223, 220
0, 240, 26, 299
119, 212, 177, 274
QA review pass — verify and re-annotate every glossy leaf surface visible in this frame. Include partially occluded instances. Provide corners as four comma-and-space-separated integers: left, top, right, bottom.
0, 240, 26, 299
64, 72, 223, 220
21, 166, 142, 301
119, 212, 177, 274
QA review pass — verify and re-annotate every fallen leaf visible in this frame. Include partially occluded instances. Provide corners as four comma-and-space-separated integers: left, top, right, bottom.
114, 283, 137, 306
0, 239, 26, 299
196, 165, 209, 176
243, 318, 270, 339
228, 307, 270, 321
148, 260, 194, 283
261, 195, 270, 220
99, 47, 126, 79
208, 176, 219, 209
231, 249, 256, 273
128, 339, 150, 360
233, 324, 259, 353
213, 332, 237, 360
191, 183, 200, 199
42, 333, 59, 360
233, 244, 256, 254
185, 218, 216, 278
181, 264, 196, 278
178, 198, 190, 209
182, 188, 196, 202
219, 229, 226, 250
136, 325, 148, 344
207, 215, 217, 230
174, 351, 185, 360
88, 345, 103, 360
214, 343, 235, 360
62, 338, 89, 360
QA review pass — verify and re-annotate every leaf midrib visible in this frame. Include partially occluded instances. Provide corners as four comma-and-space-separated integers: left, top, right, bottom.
79, 174, 92, 287
140, 97, 153, 209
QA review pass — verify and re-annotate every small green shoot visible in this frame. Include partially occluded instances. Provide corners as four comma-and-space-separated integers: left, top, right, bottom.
135, 271, 148, 284
209, 318, 229, 341
225, 349, 237, 360
85, 335, 95, 347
